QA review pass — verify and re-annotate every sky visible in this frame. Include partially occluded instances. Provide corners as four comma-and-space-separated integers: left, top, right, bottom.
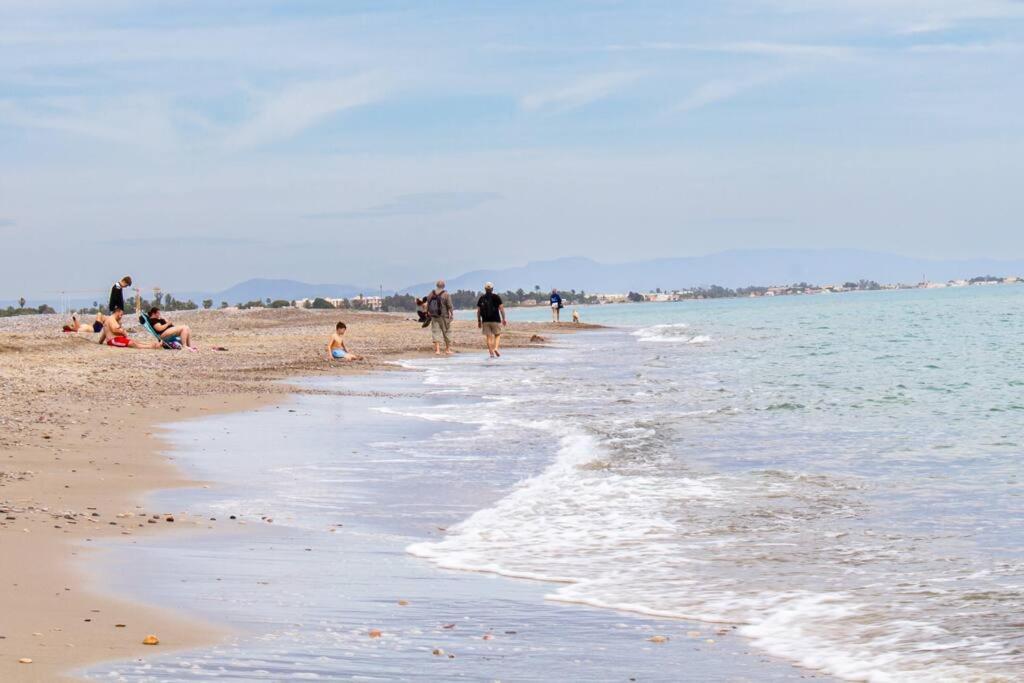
2, 0, 1024, 298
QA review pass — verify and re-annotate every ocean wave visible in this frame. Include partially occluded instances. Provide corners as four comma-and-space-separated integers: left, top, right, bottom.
632, 323, 711, 344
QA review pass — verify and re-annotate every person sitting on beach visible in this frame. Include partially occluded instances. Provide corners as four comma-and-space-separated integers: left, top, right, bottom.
63, 311, 106, 334
147, 307, 196, 350
97, 308, 160, 349
327, 321, 364, 362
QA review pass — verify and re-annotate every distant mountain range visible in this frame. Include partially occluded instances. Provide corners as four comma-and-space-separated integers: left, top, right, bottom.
399, 249, 1024, 294
209, 278, 370, 303
10, 249, 1024, 309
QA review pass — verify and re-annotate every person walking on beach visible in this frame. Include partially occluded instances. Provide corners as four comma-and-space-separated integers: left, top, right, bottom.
426, 280, 454, 355
109, 276, 132, 314
476, 282, 507, 358
550, 288, 563, 323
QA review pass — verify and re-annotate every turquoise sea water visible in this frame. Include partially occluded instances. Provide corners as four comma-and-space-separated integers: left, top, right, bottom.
86, 286, 1023, 682
422, 286, 1024, 680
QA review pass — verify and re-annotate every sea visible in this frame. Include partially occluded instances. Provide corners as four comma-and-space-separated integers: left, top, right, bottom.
85, 285, 1022, 682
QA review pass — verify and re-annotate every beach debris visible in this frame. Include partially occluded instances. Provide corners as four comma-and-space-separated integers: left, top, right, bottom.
115, 624, 126, 628
142, 635, 159, 645
647, 635, 669, 643
530, 334, 546, 343
442, 623, 456, 629
397, 600, 409, 606
368, 629, 383, 638
18, 658, 32, 664
432, 648, 445, 656
686, 630, 702, 638
705, 639, 716, 644
482, 634, 494, 641
165, 516, 174, 522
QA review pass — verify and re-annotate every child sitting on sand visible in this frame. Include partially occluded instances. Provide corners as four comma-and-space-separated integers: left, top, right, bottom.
326, 321, 364, 362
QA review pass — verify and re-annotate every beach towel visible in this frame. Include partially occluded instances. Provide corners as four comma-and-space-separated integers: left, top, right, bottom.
138, 314, 180, 350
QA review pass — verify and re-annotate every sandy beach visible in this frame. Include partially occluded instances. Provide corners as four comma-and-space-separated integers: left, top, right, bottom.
0, 307, 576, 681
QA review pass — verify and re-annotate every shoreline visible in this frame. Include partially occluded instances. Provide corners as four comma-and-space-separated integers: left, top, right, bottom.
79, 364, 820, 682
0, 308, 580, 680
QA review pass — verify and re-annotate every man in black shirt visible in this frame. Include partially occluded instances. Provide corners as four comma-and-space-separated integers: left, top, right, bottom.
109, 276, 132, 313
476, 282, 507, 358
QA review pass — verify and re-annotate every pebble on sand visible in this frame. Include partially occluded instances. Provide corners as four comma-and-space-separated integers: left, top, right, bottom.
368, 629, 383, 638
18, 658, 32, 664
142, 635, 159, 645
647, 635, 669, 643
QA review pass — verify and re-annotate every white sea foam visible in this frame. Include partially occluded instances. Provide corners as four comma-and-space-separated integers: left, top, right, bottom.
632, 323, 711, 344
403, 323, 1024, 682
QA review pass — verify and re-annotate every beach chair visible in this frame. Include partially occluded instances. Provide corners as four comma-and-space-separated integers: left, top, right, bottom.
138, 314, 180, 350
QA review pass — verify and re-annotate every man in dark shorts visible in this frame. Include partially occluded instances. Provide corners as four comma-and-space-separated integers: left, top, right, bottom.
476, 282, 507, 358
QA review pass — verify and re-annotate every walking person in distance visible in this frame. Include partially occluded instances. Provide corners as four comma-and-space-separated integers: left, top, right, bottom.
426, 279, 455, 355
476, 282, 507, 358
550, 288, 563, 323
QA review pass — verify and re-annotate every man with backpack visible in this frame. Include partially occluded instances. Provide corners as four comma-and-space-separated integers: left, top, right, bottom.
476, 282, 507, 358
426, 279, 455, 355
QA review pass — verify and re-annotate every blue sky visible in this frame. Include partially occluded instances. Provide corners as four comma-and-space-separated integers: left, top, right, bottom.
2, 0, 1023, 297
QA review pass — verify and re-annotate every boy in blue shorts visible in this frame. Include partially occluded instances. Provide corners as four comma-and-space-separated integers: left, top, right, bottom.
327, 321, 363, 362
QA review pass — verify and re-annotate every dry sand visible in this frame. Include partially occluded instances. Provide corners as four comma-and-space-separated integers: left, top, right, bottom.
0, 307, 587, 681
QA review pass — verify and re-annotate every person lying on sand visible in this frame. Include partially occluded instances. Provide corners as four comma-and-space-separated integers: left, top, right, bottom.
327, 321, 364, 361
97, 308, 160, 349
63, 311, 105, 334
147, 307, 196, 350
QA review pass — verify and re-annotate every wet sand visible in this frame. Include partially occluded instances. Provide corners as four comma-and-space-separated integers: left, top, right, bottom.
80, 369, 821, 682
0, 308, 576, 681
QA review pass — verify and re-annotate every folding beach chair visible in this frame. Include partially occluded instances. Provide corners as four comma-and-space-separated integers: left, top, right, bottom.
139, 314, 180, 349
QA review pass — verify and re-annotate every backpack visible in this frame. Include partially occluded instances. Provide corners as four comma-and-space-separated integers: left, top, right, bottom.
478, 294, 498, 320
427, 291, 445, 318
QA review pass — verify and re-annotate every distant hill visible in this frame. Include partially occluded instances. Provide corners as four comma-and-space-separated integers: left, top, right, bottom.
400, 249, 1024, 294
211, 278, 374, 304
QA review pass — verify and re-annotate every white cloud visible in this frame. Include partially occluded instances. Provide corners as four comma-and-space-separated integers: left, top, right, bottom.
673, 78, 762, 114
0, 94, 178, 149
224, 74, 387, 149
520, 72, 641, 113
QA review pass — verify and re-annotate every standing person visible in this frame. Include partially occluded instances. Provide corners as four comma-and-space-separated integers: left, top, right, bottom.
476, 282, 507, 358
549, 288, 563, 323
426, 279, 454, 355
109, 276, 132, 314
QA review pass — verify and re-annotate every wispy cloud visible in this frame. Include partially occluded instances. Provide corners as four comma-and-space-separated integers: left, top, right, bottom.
0, 94, 178, 149
520, 72, 641, 113
225, 74, 387, 149
673, 78, 766, 114
304, 191, 501, 220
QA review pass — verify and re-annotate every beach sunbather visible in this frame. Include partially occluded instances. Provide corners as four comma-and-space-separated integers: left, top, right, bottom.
63, 311, 105, 334
98, 308, 160, 349
327, 321, 364, 361
147, 307, 196, 350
